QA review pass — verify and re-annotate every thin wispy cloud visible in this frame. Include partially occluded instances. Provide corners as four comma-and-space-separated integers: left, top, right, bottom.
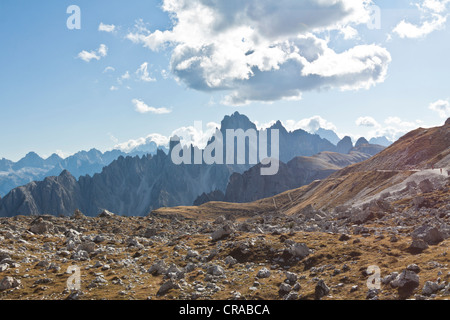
132, 99, 171, 114
136, 62, 156, 82
98, 23, 116, 33
356, 116, 379, 127
77, 44, 108, 62
103, 66, 115, 73
429, 99, 450, 118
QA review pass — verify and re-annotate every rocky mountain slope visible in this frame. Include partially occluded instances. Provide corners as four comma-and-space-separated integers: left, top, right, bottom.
196, 151, 372, 205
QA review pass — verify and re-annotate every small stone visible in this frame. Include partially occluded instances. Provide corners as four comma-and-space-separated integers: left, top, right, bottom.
406, 264, 421, 274
256, 268, 271, 279
279, 283, 292, 293
207, 265, 225, 276
157, 280, 180, 296
339, 234, 351, 241
286, 271, 298, 283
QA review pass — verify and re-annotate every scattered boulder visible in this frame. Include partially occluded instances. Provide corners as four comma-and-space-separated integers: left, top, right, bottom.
0, 276, 21, 291
157, 280, 180, 296
338, 234, 351, 241
406, 264, 421, 274
315, 280, 330, 300
256, 268, 271, 279
411, 225, 444, 245
289, 243, 311, 259
207, 265, 225, 276
418, 179, 434, 194
408, 239, 429, 254
286, 272, 298, 284
143, 228, 158, 238
391, 270, 420, 298
351, 209, 374, 225
279, 283, 292, 294
30, 218, 54, 235
211, 223, 235, 241
98, 210, 115, 218
422, 281, 443, 296
148, 260, 168, 276
78, 242, 96, 254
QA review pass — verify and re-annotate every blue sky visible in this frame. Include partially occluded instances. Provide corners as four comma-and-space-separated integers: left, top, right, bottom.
1, 0, 449, 161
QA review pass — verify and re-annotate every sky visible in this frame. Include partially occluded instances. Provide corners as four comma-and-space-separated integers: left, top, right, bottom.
1, 0, 450, 161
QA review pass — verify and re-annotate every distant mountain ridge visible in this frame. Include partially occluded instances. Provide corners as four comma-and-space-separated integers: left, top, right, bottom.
0, 112, 386, 217
0, 146, 168, 197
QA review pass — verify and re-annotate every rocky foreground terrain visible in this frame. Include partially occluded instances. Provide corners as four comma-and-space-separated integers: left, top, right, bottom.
0, 201, 448, 300
1, 120, 448, 301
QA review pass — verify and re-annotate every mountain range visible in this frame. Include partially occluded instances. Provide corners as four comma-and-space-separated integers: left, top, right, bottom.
155, 118, 449, 220
0, 112, 387, 217
0, 144, 168, 197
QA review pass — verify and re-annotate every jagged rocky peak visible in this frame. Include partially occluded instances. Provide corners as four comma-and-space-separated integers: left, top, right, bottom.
269, 120, 288, 134
220, 111, 256, 132
337, 136, 353, 154
445, 118, 450, 126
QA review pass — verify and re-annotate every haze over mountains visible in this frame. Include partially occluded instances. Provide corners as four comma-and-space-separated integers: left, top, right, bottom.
0, 112, 387, 217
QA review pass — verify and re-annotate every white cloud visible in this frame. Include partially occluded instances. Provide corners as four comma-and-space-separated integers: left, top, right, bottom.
99, 23, 116, 33
365, 116, 418, 141
121, 71, 131, 80
284, 116, 338, 133
172, 122, 220, 149
132, 99, 172, 114
108, 133, 119, 144
77, 44, 108, 62
103, 66, 115, 73
429, 99, 450, 118
340, 25, 359, 39
136, 62, 156, 82
393, 0, 450, 38
126, 0, 391, 105
393, 15, 447, 38
114, 122, 220, 152
115, 133, 170, 152
110, 86, 118, 91
356, 116, 379, 127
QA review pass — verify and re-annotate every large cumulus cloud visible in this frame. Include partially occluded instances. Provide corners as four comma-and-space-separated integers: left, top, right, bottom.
127, 0, 391, 105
